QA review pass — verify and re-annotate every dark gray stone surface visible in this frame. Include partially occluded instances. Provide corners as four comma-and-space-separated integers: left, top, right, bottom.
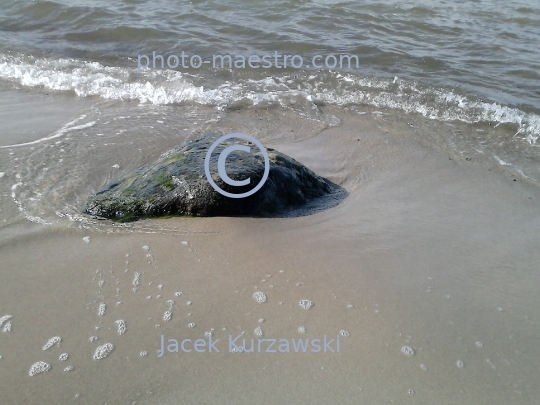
86, 134, 343, 221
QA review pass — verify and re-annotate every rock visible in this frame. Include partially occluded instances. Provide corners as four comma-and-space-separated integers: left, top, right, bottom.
86, 134, 340, 221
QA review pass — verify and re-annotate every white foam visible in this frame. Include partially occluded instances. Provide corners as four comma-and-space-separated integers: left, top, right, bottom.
254, 327, 263, 337
401, 346, 415, 356
59, 353, 69, 361
163, 311, 172, 322
340, 330, 350, 337
0, 315, 13, 327
2, 322, 11, 333
253, 292, 267, 303
115, 320, 126, 335
29, 361, 51, 376
43, 336, 62, 350
140, 351, 148, 357
188, 323, 195, 328
298, 326, 306, 334
93, 343, 114, 360
299, 299, 313, 310
83, 236, 91, 243
456, 360, 464, 368
63, 366, 74, 372
97, 303, 106, 316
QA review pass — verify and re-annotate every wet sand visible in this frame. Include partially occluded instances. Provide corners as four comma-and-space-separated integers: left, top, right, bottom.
1, 107, 540, 405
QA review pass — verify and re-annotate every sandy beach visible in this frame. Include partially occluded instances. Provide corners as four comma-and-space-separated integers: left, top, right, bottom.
1, 99, 539, 404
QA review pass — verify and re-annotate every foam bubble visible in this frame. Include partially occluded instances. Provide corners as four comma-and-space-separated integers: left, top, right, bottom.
133, 272, 140, 287
188, 323, 195, 328
174, 292, 183, 296
258, 319, 265, 323
456, 360, 464, 368
254, 327, 263, 336
2, 322, 11, 332
140, 351, 148, 357
253, 292, 267, 303
97, 303, 106, 316
298, 326, 306, 334
142, 245, 150, 251
93, 343, 114, 360
63, 366, 74, 372
205, 331, 213, 337
347, 304, 354, 308
420, 364, 428, 371
82, 236, 91, 243
0, 315, 13, 326
340, 330, 350, 337
29, 361, 51, 376
299, 299, 313, 310
59, 353, 69, 361
401, 346, 415, 356
475, 341, 483, 348
43, 336, 62, 350
115, 320, 126, 335
89, 336, 98, 342
163, 311, 172, 322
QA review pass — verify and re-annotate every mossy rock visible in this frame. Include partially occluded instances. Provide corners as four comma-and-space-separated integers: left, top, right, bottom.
86, 134, 340, 220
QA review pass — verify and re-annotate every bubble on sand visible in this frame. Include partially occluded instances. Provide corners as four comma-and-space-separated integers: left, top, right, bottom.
98, 280, 104, 287
347, 304, 354, 308
158, 284, 163, 290
133, 272, 140, 287
340, 330, 350, 337
98, 303, 106, 316
298, 326, 306, 334
175, 292, 183, 297
59, 353, 69, 361
29, 361, 51, 376
112, 164, 120, 169
408, 390, 415, 395
43, 336, 62, 350
82, 236, 91, 243
299, 300, 313, 310
2, 322, 11, 332
146, 296, 152, 300
0, 315, 13, 326
63, 366, 74, 372
258, 319, 264, 323
182, 241, 188, 245
186, 301, 192, 305
420, 364, 428, 371
93, 343, 114, 360
456, 360, 464, 368
401, 346, 415, 356
497, 307, 504, 312
253, 292, 267, 303
279, 270, 285, 273
0, 172, 4, 178
188, 323, 195, 328
475, 341, 483, 348
140, 351, 148, 357
115, 320, 127, 335
89, 336, 98, 342
163, 311, 172, 322
205, 331, 213, 337
254, 327, 263, 336
142, 245, 150, 251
